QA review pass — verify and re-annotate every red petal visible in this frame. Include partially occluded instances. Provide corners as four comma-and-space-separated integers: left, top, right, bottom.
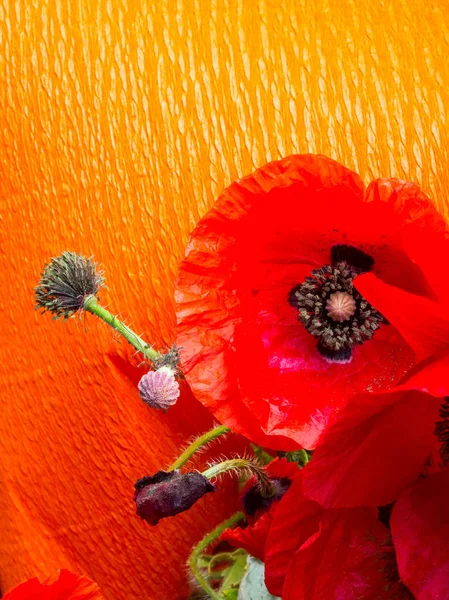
391, 467, 449, 599
282, 509, 406, 600
303, 393, 441, 508
220, 512, 273, 561
304, 351, 449, 507
264, 475, 324, 596
355, 273, 449, 361
365, 178, 449, 303
264, 457, 300, 479
4, 570, 103, 599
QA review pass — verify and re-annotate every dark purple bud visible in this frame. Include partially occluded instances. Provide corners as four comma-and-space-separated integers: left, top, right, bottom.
134, 470, 215, 525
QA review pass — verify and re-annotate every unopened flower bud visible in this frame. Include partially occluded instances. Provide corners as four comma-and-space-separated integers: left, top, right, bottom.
134, 470, 215, 525
138, 366, 180, 411
35, 251, 104, 320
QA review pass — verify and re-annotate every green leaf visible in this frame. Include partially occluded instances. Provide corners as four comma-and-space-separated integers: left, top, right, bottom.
250, 444, 275, 466
221, 552, 248, 593
237, 557, 281, 600
285, 449, 312, 467
223, 590, 239, 600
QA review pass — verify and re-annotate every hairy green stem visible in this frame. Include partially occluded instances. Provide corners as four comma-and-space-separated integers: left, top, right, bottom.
203, 458, 275, 497
170, 425, 230, 471
83, 295, 160, 362
189, 512, 245, 600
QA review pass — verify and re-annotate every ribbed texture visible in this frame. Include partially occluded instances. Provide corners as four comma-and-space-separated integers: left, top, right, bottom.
0, 0, 448, 598
138, 368, 180, 411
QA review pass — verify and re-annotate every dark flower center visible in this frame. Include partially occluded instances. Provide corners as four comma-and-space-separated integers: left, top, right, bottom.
289, 244, 385, 363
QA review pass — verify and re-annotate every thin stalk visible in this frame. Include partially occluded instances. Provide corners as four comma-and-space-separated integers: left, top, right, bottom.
203, 459, 276, 498
83, 295, 160, 362
170, 425, 230, 471
189, 512, 245, 600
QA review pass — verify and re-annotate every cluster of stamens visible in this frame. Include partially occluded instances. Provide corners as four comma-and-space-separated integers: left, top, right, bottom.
289, 245, 385, 363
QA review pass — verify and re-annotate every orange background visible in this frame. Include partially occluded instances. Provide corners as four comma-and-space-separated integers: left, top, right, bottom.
1, 1, 449, 599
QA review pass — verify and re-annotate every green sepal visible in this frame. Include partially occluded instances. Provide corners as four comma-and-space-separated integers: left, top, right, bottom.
223, 590, 239, 599
250, 444, 275, 466
220, 550, 248, 596
285, 448, 312, 467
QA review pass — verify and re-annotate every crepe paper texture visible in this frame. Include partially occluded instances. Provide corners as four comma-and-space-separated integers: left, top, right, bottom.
1, 1, 449, 599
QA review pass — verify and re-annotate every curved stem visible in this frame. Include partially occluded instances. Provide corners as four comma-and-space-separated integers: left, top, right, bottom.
170, 425, 230, 471
189, 512, 245, 600
83, 295, 160, 362
203, 459, 275, 498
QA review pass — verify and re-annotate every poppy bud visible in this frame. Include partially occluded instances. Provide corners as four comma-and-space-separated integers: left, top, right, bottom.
35, 251, 104, 320
134, 470, 215, 525
138, 366, 180, 411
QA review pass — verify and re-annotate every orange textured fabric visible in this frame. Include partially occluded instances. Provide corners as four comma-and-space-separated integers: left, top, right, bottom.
1, 1, 449, 599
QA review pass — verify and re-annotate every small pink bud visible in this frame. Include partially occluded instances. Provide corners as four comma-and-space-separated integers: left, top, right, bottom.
138, 367, 180, 411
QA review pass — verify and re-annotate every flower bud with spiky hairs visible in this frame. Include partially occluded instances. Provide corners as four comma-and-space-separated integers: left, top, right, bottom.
35, 251, 104, 320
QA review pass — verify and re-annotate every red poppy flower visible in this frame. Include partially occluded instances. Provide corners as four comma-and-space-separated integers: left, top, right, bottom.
220, 459, 298, 561
3, 569, 103, 599
264, 474, 412, 599
390, 466, 449, 599
175, 155, 449, 450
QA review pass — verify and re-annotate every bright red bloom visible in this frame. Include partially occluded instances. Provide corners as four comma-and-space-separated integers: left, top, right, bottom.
264, 474, 412, 599
175, 155, 448, 450
391, 467, 449, 599
220, 459, 298, 560
3, 570, 103, 599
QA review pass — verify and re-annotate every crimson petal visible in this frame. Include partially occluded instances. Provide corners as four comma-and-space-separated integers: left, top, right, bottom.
282, 508, 408, 600
302, 363, 449, 508
355, 273, 449, 361
391, 467, 449, 599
